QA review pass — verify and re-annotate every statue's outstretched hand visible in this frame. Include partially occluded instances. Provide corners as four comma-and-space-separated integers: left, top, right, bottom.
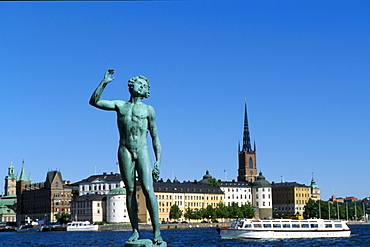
152, 162, 160, 182
103, 69, 115, 83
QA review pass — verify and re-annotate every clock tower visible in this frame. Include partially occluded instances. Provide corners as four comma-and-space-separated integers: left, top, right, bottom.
4, 162, 17, 196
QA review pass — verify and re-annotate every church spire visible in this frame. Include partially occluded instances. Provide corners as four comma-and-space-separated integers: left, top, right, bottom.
242, 102, 252, 153
19, 160, 29, 181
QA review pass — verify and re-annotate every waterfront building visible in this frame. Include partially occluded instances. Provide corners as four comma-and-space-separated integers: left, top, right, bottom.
271, 181, 311, 218
0, 204, 16, 223
219, 180, 252, 207
106, 186, 129, 223
310, 175, 321, 201
238, 103, 257, 183
75, 172, 124, 196
252, 172, 273, 219
4, 162, 17, 196
137, 180, 224, 223
16, 169, 73, 223
0, 162, 18, 223
329, 195, 358, 203
70, 194, 106, 222
70, 172, 125, 223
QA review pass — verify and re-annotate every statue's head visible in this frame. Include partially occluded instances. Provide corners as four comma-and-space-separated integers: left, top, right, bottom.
128, 75, 150, 98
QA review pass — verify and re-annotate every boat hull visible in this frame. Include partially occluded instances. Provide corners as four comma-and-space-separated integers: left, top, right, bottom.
219, 228, 351, 239
66, 221, 98, 231
16, 226, 43, 233
66, 226, 99, 231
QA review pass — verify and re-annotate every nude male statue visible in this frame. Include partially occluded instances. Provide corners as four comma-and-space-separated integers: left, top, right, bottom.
89, 69, 163, 244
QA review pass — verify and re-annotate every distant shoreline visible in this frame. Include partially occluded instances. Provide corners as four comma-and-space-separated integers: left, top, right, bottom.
98, 220, 370, 231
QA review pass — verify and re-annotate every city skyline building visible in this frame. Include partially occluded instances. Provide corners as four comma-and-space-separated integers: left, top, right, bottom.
16, 170, 73, 224
4, 162, 17, 196
238, 103, 257, 183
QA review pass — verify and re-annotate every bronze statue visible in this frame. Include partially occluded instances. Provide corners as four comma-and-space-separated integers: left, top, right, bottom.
90, 69, 163, 245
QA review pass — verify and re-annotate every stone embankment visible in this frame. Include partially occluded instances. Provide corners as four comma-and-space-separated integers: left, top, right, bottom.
99, 222, 230, 231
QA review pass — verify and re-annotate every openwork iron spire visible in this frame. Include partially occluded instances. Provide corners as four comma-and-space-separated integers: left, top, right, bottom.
242, 102, 253, 153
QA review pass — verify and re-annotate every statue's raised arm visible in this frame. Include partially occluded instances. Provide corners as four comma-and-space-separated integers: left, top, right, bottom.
89, 69, 117, 110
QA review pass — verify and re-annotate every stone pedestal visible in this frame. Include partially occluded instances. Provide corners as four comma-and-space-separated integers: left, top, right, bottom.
124, 239, 167, 247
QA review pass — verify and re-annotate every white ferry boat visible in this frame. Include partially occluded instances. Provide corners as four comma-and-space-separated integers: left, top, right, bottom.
66, 221, 99, 231
218, 218, 351, 239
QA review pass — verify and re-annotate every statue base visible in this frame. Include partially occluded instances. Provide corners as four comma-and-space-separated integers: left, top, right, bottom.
124, 239, 167, 247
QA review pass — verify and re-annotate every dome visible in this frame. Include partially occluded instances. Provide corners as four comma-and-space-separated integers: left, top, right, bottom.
252, 171, 270, 187
311, 177, 320, 190
107, 186, 126, 195
200, 170, 213, 185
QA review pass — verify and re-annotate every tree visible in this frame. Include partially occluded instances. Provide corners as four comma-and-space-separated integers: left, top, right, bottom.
216, 202, 229, 219
228, 202, 243, 218
169, 204, 182, 221
207, 178, 221, 188
165, 178, 171, 183
303, 199, 317, 219
203, 205, 217, 221
54, 212, 70, 224
184, 207, 193, 221
240, 202, 255, 218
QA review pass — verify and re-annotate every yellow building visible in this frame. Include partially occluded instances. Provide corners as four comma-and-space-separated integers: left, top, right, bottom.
271, 182, 311, 218
137, 181, 224, 223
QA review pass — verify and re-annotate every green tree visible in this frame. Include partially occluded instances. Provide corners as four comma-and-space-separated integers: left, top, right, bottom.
169, 204, 182, 221
216, 202, 229, 219
203, 205, 217, 221
184, 207, 193, 221
303, 199, 317, 218
54, 212, 70, 224
165, 178, 171, 183
240, 202, 255, 218
228, 202, 243, 218
207, 178, 221, 188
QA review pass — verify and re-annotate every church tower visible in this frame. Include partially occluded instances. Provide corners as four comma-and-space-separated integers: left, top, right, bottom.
4, 162, 17, 196
237, 103, 257, 182
16, 160, 31, 215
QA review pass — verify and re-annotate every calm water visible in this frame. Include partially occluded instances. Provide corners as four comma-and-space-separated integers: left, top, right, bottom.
0, 225, 369, 247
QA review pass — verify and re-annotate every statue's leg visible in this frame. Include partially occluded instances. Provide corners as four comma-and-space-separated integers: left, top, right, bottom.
118, 146, 139, 242
136, 150, 162, 244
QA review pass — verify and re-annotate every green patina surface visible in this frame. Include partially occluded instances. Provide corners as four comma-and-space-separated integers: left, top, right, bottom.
90, 69, 165, 246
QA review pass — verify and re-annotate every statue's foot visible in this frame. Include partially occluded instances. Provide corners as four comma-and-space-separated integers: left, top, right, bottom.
153, 231, 163, 245
128, 229, 139, 242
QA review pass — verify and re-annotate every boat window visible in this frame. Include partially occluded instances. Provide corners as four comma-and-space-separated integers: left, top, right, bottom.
282, 224, 291, 228
263, 224, 272, 228
301, 224, 309, 228
325, 224, 332, 228
292, 224, 300, 228
335, 224, 342, 228
254, 224, 262, 228
245, 224, 252, 228
273, 224, 281, 228
310, 224, 318, 228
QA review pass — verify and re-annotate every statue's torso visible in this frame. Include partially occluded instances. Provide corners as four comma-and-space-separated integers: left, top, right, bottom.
116, 101, 150, 152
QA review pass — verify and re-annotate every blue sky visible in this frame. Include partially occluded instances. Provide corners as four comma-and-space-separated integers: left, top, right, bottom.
1, 1, 369, 201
